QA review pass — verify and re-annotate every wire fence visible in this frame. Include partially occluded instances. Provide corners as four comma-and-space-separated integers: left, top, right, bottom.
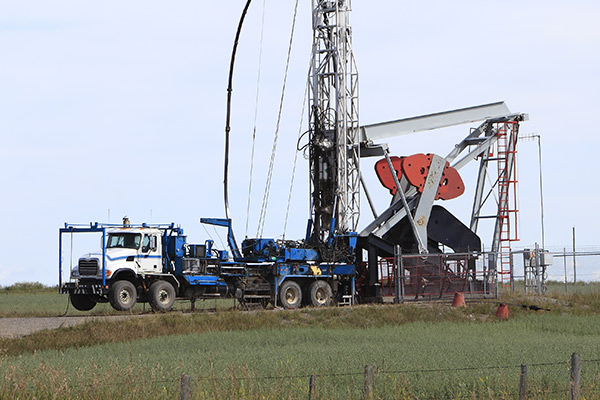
189, 356, 598, 400
170, 355, 597, 399
511, 246, 600, 294
11, 354, 592, 399
4, 346, 600, 399
372, 246, 600, 303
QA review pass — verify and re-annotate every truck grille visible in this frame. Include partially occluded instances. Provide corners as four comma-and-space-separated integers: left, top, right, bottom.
78, 259, 99, 276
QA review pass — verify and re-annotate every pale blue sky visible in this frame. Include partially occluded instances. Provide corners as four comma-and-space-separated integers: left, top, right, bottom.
1, 1, 599, 286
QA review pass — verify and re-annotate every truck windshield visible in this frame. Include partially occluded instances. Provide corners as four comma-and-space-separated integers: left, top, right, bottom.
106, 233, 141, 249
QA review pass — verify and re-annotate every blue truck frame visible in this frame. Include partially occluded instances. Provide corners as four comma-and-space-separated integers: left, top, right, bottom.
59, 219, 357, 310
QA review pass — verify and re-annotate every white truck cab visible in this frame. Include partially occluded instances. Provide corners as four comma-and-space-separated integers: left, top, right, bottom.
74, 228, 163, 281
60, 221, 233, 313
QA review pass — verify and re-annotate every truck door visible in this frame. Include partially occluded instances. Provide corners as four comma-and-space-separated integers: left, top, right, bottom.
139, 234, 161, 273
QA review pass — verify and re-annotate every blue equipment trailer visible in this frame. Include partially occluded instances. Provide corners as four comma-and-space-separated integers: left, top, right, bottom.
59, 218, 356, 312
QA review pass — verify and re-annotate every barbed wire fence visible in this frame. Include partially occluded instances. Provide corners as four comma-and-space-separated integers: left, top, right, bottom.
6, 352, 600, 399
172, 354, 596, 399
64, 353, 596, 400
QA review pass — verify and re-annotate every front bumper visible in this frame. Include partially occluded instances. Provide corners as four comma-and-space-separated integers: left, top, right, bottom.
61, 282, 108, 295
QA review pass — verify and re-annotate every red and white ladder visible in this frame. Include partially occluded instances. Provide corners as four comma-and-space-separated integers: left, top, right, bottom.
495, 122, 519, 287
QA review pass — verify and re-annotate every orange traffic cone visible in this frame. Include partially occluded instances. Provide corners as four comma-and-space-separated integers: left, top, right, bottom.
495, 303, 509, 319
452, 292, 465, 307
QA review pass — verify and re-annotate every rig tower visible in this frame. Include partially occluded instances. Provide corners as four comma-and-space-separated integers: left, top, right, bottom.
308, 0, 360, 244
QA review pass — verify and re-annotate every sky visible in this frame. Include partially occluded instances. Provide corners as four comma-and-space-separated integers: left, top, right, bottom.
1, 0, 599, 286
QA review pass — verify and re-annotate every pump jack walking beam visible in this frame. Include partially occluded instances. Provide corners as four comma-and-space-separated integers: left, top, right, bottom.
358, 102, 527, 252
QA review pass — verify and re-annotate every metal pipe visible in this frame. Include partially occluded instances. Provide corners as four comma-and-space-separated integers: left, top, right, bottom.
360, 172, 378, 219
58, 231, 63, 292
383, 151, 426, 254
102, 228, 106, 287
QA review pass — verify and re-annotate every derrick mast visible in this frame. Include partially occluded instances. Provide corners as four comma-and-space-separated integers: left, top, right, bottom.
308, 0, 360, 244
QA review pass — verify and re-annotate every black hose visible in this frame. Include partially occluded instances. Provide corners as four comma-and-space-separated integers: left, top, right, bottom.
224, 0, 252, 221
223, 0, 252, 256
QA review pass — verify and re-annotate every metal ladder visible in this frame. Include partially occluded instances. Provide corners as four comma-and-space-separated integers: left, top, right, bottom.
495, 122, 519, 287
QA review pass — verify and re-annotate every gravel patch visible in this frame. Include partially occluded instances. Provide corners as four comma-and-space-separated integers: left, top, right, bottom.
0, 315, 149, 339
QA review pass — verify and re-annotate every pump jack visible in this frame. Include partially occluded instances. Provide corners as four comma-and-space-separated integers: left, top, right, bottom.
60, 1, 528, 312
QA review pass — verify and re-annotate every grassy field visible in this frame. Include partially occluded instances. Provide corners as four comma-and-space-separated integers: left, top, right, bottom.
508, 280, 600, 297
2, 283, 600, 399
0, 283, 236, 317
2, 311, 600, 399
2, 280, 599, 318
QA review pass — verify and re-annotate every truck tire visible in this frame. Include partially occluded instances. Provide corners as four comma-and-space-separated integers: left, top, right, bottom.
308, 280, 333, 307
148, 281, 176, 312
279, 280, 302, 309
108, 280, 137, 311
69, 293, 96, 311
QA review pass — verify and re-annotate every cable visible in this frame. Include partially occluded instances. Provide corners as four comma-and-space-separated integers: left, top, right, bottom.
59, 293, 71, 317
213, 227, 227, 251
245, 0, 267, 238
58, 231, 74, 317
256, 0, 300, 238
201, 223, 215, 242
283, 70, 309, 239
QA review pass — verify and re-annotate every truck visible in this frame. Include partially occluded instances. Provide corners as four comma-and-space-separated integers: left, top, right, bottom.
60, 219, 235, 312
59, 217, 356, 311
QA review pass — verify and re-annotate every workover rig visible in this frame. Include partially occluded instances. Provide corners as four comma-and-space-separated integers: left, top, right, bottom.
59, 0, 527, 312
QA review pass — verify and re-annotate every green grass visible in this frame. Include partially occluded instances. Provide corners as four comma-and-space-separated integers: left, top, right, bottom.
506, 280, 600, 297
2, 312, 600, 399
2, 283, 600, 398
0, 291, 236, 317
0, 305, 475, 356
545, 280, 600, 295
0, 282, 54, 292
0, 282, 236, 317
2, 302, 600, 398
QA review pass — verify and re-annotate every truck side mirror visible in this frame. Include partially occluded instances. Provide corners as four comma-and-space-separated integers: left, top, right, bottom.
150, 236, 157, 251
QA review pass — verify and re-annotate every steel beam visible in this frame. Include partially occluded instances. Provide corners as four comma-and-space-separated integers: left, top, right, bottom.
359, 102, 511, 142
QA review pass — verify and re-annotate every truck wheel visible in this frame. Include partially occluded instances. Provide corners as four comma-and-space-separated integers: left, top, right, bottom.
148, 281, 176, 312
308, 280, 333, 307
69, 293, 96, 311
279, 280, 302, 309
108, 280, 137, 311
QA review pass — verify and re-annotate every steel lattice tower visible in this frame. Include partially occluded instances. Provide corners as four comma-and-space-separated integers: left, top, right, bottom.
308, 0, 360, 243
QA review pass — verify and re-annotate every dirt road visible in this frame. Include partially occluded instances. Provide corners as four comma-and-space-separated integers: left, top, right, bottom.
0, 315, 149, 339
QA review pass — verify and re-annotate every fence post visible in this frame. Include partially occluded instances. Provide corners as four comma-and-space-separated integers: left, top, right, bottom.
308, 375, 315, 400
519, 364, 528, 400
572, 227, 577, 284
364, 365, 374, 400
394, 245, 402, 303
570, 353, 581, 400
180, 373, 191, 400
563, 248, 568, 293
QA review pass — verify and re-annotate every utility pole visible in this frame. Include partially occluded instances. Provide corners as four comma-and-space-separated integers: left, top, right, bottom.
520, 134, 545, 250
535, 135, 545, 250
572, 226, 577, 283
